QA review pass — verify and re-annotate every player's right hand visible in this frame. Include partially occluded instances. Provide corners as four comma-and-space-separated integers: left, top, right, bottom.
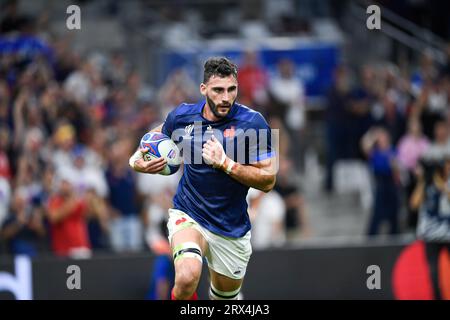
130, 148, 167, 174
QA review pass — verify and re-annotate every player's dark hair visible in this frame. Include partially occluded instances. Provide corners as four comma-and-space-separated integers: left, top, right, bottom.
203, 57, 237, 83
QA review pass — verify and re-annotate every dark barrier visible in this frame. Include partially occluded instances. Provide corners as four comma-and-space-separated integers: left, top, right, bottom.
235, 244, 404, 299
0, 242, 407, 300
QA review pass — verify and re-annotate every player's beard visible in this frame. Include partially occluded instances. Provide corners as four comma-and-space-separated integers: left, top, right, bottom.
206, 95, 234, 119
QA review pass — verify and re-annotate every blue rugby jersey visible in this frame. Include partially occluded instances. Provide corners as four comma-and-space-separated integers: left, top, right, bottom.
162, 100, 275, 238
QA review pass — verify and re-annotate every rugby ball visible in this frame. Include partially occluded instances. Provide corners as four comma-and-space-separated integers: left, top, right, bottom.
140, 132, 181, 175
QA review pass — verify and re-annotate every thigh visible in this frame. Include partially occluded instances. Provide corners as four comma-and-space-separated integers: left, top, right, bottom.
204, 230, 252, 281
171, 227, 207, 284
171, 227, 208, 258
167, 209, 208, 253
167, 209, 208, 274
209, 267, 243, 292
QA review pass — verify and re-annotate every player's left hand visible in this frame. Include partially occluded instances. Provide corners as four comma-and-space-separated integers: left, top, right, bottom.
202, 135, 227, 169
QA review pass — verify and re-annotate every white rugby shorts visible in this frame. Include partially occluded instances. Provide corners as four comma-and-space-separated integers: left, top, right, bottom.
167, 208, 252, 280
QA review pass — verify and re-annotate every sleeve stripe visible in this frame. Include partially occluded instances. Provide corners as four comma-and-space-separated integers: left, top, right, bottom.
256, 151, 276, 162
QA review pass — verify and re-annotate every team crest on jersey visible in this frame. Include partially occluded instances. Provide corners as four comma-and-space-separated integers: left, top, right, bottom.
224, 126, 236, 138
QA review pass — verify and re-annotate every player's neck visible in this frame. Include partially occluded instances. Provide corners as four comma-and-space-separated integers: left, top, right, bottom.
202, 102, 221, 122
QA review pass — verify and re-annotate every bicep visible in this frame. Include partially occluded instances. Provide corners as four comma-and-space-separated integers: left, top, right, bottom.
247, 113, 274, 163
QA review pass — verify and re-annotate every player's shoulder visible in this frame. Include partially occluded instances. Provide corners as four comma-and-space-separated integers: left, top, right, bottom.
162, 102, 201, 135
234, 103, 269, 126
169, 102, 201, 118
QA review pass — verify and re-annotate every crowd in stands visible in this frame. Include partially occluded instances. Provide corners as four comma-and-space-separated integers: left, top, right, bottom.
325, 48, 450, 235
0, 3, 309, 258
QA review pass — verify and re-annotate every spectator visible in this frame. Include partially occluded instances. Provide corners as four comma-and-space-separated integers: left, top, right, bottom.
325, 65, 352, 192
63, 145, 109, 198
126, 70, 154, 106
348, 65, 376, 159
397, 117, 430, 229
52, 123, 78, 172
410, 154, 450, 300
1, 189, 47, 256
274, 158, 311, 240
84, 127, 109, 170
237, 50, 268, 106
373, 79, 408, 145
106, 51, 129, 86
106, 138, 143, 252
410, 50, 439, 97
137, 170, 179, 249
425, 118, 450, 160
13, 129, 47, 215
39, 82, 63, 136
269, 58, 306, 133
269, 58, 306, 169
84, 188, 110, 251
145, 220, 174, 300
46, 173, 91, 258
412, 76, 449, 140
63, 60, 96, 105
362, 127, 400, 236
32, 164, 54, 216
158, 68, 197, 119
247, 187, 286, 249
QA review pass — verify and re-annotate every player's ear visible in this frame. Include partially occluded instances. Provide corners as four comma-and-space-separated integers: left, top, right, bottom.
200, 83, 207, 96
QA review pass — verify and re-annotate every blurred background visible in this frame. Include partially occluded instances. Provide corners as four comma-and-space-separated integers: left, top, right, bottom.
1, 0, 450, 299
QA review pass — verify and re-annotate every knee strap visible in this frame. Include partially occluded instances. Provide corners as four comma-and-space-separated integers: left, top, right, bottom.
173, 242, 203, 263
209, 283, 241, 300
